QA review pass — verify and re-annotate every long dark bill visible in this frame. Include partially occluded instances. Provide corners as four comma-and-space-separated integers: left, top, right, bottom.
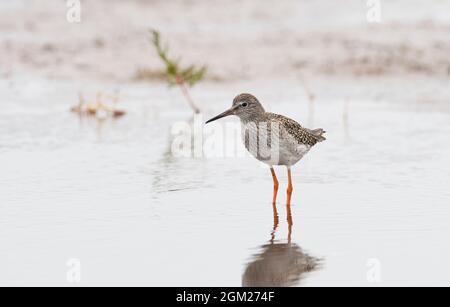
205, 106, 238, 124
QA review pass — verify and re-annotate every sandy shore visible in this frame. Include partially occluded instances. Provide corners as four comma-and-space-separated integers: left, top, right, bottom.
1, 0, 450, 86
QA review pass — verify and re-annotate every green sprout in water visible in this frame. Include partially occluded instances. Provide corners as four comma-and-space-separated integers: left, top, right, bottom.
150, 29, 206, 114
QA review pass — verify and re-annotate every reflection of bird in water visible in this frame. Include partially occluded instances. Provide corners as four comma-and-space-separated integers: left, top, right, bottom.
242, 204, 321, 287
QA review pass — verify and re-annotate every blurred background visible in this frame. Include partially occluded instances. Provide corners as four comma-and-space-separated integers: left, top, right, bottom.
1, 0, 450, 286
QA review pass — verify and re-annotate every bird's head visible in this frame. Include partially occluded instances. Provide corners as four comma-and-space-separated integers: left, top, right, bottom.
205, 93, 265, 124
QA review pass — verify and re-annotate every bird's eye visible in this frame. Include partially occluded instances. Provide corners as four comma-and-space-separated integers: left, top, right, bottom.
241, 102, 248, 107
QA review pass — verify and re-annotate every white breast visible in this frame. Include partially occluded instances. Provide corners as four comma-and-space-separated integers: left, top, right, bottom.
240, 122, 311, 166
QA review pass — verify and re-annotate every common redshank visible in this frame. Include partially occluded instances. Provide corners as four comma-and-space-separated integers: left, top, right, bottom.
205, 93, 326, 205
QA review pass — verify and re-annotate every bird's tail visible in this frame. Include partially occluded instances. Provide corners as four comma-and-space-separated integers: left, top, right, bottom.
311, 128, 326, 142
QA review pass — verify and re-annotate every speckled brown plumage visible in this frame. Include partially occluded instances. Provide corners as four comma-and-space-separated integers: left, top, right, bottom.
266, 113, 326, 146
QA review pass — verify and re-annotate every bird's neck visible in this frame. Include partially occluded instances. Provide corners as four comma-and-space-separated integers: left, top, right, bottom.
239, 112, 268, 125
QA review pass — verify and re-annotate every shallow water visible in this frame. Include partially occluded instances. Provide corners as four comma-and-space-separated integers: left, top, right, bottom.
1, 78, 450, 286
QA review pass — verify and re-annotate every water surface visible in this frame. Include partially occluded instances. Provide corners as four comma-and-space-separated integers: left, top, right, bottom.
1, 78, 449, 286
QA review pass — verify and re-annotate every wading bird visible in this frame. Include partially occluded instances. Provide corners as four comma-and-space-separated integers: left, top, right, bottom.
205, 93, 325, 205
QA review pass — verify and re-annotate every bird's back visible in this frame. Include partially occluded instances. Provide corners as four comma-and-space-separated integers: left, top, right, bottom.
266, 113, 326, 146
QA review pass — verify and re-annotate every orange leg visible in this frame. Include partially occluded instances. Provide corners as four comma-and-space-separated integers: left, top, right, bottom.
270, 167, 279, 204
287, 167, 293, 205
